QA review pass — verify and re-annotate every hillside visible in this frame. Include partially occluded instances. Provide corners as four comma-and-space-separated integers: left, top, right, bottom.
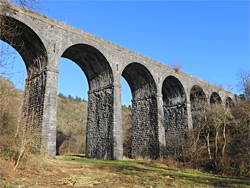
56, 95, 132, 156
56, 96, 88, 155
0, 78, 132, 156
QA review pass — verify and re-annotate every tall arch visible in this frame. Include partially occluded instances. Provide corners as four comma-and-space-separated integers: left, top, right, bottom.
61, 44, 114, 159
210, 92, 222, 105
0, 16, 48, 144
162, 76, 188, 135
122, 63, 159, 159
190, 85, 207, 128
226, 97, 234, 108
0, 16, 47, 77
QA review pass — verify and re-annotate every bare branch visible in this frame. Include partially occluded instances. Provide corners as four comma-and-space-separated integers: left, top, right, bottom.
237, 69, 250, 100
15, 0, 41, 12
171, 62, 183, 72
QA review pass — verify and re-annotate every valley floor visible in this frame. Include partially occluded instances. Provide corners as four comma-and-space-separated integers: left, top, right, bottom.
0, 155, 249, 187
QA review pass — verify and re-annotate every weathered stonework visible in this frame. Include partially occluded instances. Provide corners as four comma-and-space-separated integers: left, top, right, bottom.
22, 71, 46, 128
0, 0, 238, 160
162, 76, 188, 144
131, 96, 159, 159
86, 87, 114, 159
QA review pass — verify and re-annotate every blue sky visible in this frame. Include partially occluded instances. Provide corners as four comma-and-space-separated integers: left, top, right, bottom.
3, 0, 250, 105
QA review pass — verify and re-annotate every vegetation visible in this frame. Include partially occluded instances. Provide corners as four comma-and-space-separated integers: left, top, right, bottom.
58, 92, 87, 103
56, 93, 132, 156
56, 94, 88, 155
122, 105, 132, 158
166, 100, 249, 177
0, 77, 23, 159
237, 69, 250, 100
0, 76, 132, 157
1, 154, 249, 187
162, 69, 250, 177
171, 62, 183, 72
0, 77, 132, 156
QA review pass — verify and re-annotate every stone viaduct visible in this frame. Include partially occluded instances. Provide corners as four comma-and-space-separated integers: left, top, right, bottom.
0, 1, 238, 160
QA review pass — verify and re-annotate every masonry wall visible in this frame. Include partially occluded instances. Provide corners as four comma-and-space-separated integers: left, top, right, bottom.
131, 96, 159, 159
22, 71, 46, 131
86, 87, 114, 159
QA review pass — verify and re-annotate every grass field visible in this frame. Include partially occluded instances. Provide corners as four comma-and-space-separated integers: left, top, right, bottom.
1, 155, 248, 187
57, 155, 249, 187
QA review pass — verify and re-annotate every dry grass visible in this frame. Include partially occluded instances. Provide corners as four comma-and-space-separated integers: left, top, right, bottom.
1, 155, 249, 187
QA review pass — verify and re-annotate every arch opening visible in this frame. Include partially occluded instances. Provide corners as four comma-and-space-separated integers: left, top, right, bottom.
226, 97, 234, 108
62, 44, 113, 90
190, 85, 207, 128
60, 44, 114, 159
56, 58, 89, 156
162, 76, 188, 132
120, 77, 132, 158
210, 92, 222, 105
0, 16, 47, 78
162, 76, 188, 156
0, 16, 48, 138
0, 40, 27, 156
122, 63, 159, 159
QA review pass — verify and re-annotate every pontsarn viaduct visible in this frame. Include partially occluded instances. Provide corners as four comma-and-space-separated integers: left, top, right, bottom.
0, 1, 238, 160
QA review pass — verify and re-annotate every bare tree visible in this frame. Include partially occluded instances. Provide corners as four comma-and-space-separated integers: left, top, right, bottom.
0, 0, 41, 169
237, 69, 250, 100
171, 62, 183, 72
1, 0, 41, 77
15, 0, 41, 11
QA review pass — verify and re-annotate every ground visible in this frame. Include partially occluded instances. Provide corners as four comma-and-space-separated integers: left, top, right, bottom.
0, 155, 249, 188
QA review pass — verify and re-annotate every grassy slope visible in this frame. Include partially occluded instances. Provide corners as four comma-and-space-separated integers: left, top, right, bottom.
1, 155, 249, 187
58, 156, 249, 188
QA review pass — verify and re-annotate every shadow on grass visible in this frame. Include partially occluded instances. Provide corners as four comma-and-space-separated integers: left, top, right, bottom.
60, 155, 250, 187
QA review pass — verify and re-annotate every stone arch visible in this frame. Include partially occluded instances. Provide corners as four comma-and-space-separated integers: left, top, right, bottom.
60, 44, 114, 159
162, 76, 188, 135
190, 85, 207, 128
226, 97, 234, 108
0, 16, 48, 135
210, 92, 222, 105
122, 62, 159, 159
0, 16, 48, 77
62, 44, 113, 90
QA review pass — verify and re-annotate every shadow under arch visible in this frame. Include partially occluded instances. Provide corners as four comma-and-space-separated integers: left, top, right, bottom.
0, 16, 48, 77
0, 16, 48, 133
61, 44, 114, 159
122, 62, 159, 159
210, 92, 222, 105
190, 85, 207, 128
162, 76, 188, 137
226, 97, 234, 108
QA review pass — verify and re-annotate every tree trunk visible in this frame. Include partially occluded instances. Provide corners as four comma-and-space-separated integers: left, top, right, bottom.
206, 132, 212, 160
215, 129, 219, 159
222, 119, 227, 159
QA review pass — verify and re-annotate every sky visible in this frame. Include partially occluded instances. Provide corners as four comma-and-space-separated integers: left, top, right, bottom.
2, 0, 250, 105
